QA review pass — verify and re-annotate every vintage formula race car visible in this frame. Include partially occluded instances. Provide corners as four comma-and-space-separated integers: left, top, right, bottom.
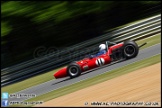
54, 40, 146, 79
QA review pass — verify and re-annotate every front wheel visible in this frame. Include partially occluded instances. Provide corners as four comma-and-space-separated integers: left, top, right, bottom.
67, 63, 81, 78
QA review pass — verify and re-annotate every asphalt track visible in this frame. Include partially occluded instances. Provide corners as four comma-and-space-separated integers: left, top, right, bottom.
8, 43, 161, 102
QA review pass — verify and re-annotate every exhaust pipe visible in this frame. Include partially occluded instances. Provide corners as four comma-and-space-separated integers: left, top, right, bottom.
139, 42, 147, 48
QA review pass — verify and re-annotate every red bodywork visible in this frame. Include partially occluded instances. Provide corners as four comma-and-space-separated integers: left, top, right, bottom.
54, 42, 124, 79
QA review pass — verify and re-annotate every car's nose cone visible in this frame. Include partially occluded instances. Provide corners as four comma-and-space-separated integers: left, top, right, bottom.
54, 67, 67, 79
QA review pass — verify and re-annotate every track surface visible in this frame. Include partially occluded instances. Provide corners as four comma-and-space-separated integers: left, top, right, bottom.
36, 63, 161, 107
8, 43, 161, 102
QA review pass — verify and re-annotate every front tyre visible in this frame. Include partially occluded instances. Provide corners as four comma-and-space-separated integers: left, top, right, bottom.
67, 63, 81, 78
123, 40, 139, 59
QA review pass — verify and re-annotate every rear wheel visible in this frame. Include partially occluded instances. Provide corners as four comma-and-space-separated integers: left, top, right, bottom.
67, 63, 81, 78
123, 40, 139, 59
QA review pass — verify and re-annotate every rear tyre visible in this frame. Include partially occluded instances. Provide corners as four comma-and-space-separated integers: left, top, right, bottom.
67, 62, 81, 78
123, 40, 139, 59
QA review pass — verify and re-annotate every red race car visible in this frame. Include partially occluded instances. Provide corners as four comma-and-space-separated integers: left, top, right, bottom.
54, 40, 146, 79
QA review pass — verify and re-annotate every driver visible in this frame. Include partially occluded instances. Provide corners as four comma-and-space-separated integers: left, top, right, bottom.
90, 44, 107, 58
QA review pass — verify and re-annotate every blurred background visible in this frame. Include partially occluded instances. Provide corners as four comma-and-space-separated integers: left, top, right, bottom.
1, 1, 161, 69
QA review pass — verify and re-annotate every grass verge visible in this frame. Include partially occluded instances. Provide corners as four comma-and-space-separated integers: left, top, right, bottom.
20, 54, 161, 107
1, 33, 161, 94
136, 33, 161, 50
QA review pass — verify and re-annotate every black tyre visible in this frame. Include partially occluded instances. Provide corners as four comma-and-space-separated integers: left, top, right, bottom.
123, 40, 139, 59
67, 62, 81, 78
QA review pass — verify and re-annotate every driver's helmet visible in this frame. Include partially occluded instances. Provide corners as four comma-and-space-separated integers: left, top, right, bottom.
99, 44, 106, 51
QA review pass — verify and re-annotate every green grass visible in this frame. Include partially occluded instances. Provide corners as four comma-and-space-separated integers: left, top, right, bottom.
20, 54, 160, 107
136, 34, 161, 50
1, 33, 161, 94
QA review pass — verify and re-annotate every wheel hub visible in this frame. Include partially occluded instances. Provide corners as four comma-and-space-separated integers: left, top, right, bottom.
69, 66, 79, 76
124, 45, 135, 56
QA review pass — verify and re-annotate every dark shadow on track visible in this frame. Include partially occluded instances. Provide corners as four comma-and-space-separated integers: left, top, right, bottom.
51, 77, 71, 85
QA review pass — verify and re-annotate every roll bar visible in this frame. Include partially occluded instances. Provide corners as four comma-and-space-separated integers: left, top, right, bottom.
105, 41, 116, 51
